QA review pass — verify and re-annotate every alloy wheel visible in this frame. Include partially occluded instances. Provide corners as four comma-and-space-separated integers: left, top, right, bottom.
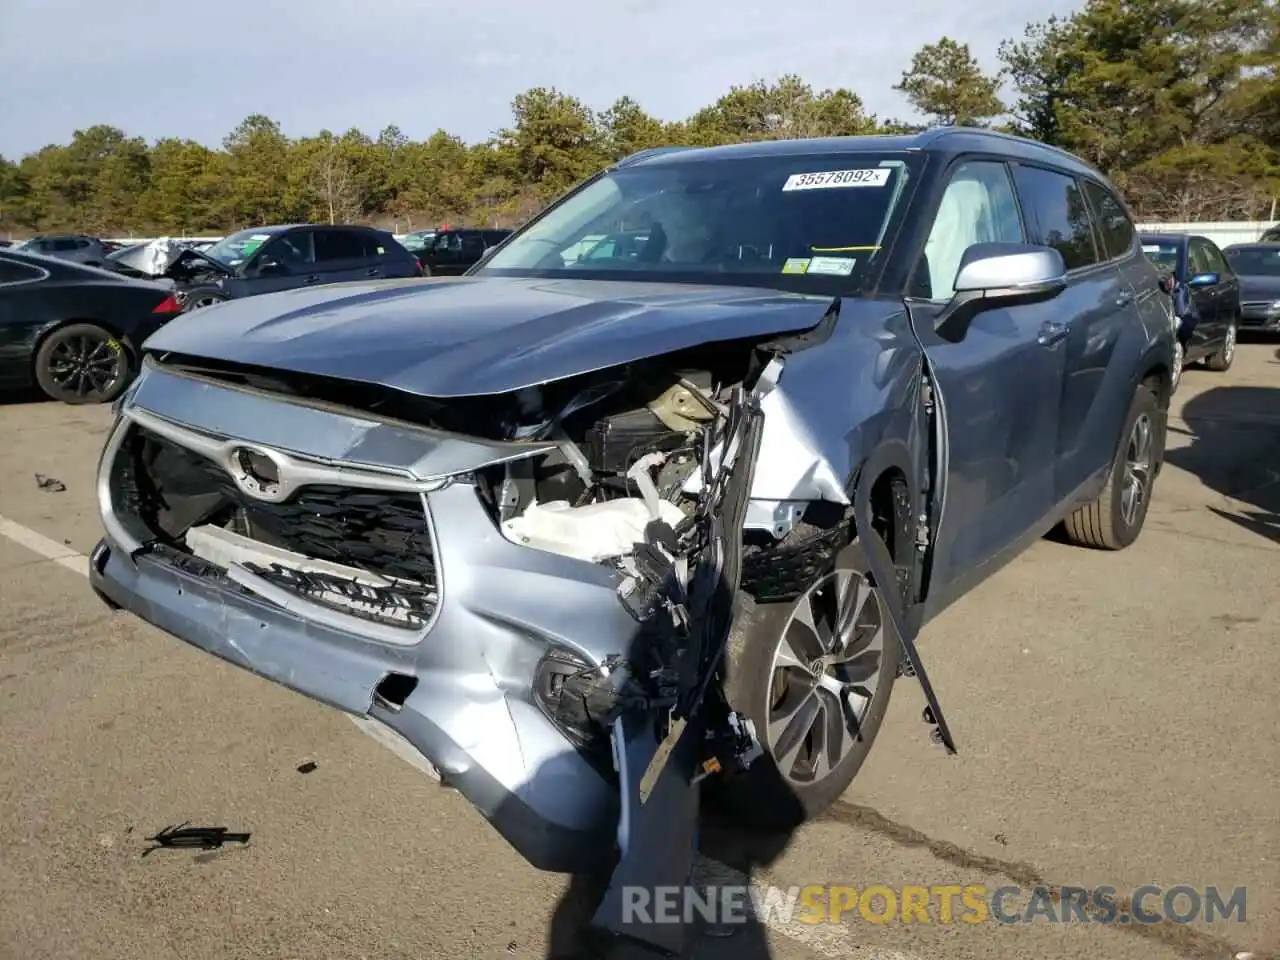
765, 568, 886, 785
47, 333, 124, 400
1223, 323, 1237, 364
1121, 413, 1154, 528
1171, 341, 1184, 392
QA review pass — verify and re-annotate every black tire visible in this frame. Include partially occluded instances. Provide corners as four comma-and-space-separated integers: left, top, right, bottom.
1062, 384, 1161, 550
1204, 316, 1237, 372
711, 537, 900, 829
181, 290, 229, 313
33, 322, 133, 405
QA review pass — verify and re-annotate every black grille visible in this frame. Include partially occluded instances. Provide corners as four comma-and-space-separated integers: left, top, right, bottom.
111, 424, 437, 625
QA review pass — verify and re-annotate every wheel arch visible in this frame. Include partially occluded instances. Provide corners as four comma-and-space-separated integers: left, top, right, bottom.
850, 437, 923, 625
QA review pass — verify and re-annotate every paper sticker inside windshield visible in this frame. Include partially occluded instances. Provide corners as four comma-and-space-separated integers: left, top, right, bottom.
1142, 244, 1163, 253
781, 258, 810, 274
807, 256, 856, 276
782, 168, 891, 191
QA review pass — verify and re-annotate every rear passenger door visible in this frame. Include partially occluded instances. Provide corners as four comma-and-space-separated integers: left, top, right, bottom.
1018, 168, 1148, 506
312, 228, 373, 285
909, 158, 1066, 616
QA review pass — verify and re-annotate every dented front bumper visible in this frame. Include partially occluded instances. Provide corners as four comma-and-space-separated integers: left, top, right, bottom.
89, 362, 674, 873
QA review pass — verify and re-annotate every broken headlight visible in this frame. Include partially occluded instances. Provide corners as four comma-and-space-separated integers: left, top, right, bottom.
532, 647, 621, 781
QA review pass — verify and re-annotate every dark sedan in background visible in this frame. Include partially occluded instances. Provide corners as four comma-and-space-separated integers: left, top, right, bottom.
1223, 243, 1280, 332
0, 249, 181, 403
414, 227, 511, 275
1140, 232, 1240, 386
106, 223, 422, 311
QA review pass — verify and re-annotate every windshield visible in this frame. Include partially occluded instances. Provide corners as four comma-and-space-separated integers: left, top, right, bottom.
477, 152, 918, 292
201, 228, 279, 267
1141, 240, 1180, 274
1225, 246, 1280, 276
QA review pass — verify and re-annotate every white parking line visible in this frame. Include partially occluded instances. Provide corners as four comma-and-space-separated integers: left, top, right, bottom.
0, 513, 913, 960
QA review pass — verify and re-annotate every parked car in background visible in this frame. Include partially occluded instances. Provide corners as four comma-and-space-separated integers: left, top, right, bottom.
1222, 243, 1280, 332
1259, 224, 1280, 243
398, 229, 437, 254
0, 249, 182, 403
90, 129, 1176, 937
415, 227, 511, 275
0, 240, 12, 248
104, 224, 421, 311
1140, 233, 1241, 387
13, 234, 110, 267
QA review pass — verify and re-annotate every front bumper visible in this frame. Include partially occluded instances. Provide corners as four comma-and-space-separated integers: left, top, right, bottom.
90, 364, 655, 873
1239, 305, 1280, 330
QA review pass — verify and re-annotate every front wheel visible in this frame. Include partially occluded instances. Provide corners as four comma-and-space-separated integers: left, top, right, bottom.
1205, 317, 1237, 372
1171, 340, 1184, 392
182, 290, 229, 312
711, 539, 900, 829
1062, 384, 1161, 550
33, 323, 133, 404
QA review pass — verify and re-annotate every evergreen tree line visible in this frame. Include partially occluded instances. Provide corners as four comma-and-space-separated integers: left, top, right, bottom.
2, 0, 1276, 236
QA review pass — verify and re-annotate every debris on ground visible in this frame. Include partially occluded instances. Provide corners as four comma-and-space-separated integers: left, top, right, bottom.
34, 474, 66, 493
142, 822, 251, 856
296, 761, 318, 774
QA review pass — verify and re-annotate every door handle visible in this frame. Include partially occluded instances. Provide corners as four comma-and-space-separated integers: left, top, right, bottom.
304, 274, 321, 284
1038, 319, 1071, 347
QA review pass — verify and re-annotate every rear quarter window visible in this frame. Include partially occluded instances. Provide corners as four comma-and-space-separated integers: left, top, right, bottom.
0, 258, 46, 284
1081, 181, 1136, 260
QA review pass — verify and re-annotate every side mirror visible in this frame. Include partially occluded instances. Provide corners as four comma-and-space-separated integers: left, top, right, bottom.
936, 242, 1068, 343
257, 258, 286, 276
482, 245, 495, 258
1187, 272, 1219, 288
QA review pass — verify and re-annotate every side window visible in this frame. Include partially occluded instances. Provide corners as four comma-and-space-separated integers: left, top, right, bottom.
0, 258, 45, 285
314, 230, 365, 263
261, 232, 314, 266
1188, 240, 1214, 278
1081, 181, 1135, 260
52, 238, 79, 252
919, 160, 1023, 301
363, 234, 391, 259
460, 232, 487, 256
434, 232, 462, 253
1200, 241, 1230, 277
1013, 165, 1100, 271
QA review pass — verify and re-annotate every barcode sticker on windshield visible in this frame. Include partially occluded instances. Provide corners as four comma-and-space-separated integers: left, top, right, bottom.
782, 168, 891, 191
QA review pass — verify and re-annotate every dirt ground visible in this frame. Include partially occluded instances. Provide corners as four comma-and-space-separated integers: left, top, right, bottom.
1, 344, 1277, 960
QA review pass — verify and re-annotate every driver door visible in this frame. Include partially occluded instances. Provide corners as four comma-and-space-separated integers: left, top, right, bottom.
907, 158, 1067, 619
241, 231, 317, 297
1185, 238, 1223, 353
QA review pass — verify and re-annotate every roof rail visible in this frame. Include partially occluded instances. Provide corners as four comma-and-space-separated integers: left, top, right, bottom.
614, 146, 692, 167
926, 125, 1090, 166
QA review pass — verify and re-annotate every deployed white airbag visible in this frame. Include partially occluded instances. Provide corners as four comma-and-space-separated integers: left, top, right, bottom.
502, 498, 686, 563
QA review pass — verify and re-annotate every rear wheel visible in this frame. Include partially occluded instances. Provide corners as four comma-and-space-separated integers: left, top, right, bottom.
712, 538, 900, 829
33, 323, 133, 404
1062, 384, 1161, 550
1205, 317, 1237, 372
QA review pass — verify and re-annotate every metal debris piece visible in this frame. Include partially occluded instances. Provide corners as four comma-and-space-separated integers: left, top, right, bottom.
142, 822, 251, 856
34, 474, 66, 493
296, 761, 318, 774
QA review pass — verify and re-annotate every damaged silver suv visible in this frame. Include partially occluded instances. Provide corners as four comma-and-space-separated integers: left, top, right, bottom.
91, 127, 1174, 948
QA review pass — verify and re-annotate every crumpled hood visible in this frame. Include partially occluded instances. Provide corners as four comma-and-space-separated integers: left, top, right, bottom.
110, 242, 230, 281
142, 276, 835, 397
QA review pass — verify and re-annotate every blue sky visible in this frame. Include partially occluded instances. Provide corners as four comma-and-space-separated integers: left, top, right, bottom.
0, 0, 1082, 158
